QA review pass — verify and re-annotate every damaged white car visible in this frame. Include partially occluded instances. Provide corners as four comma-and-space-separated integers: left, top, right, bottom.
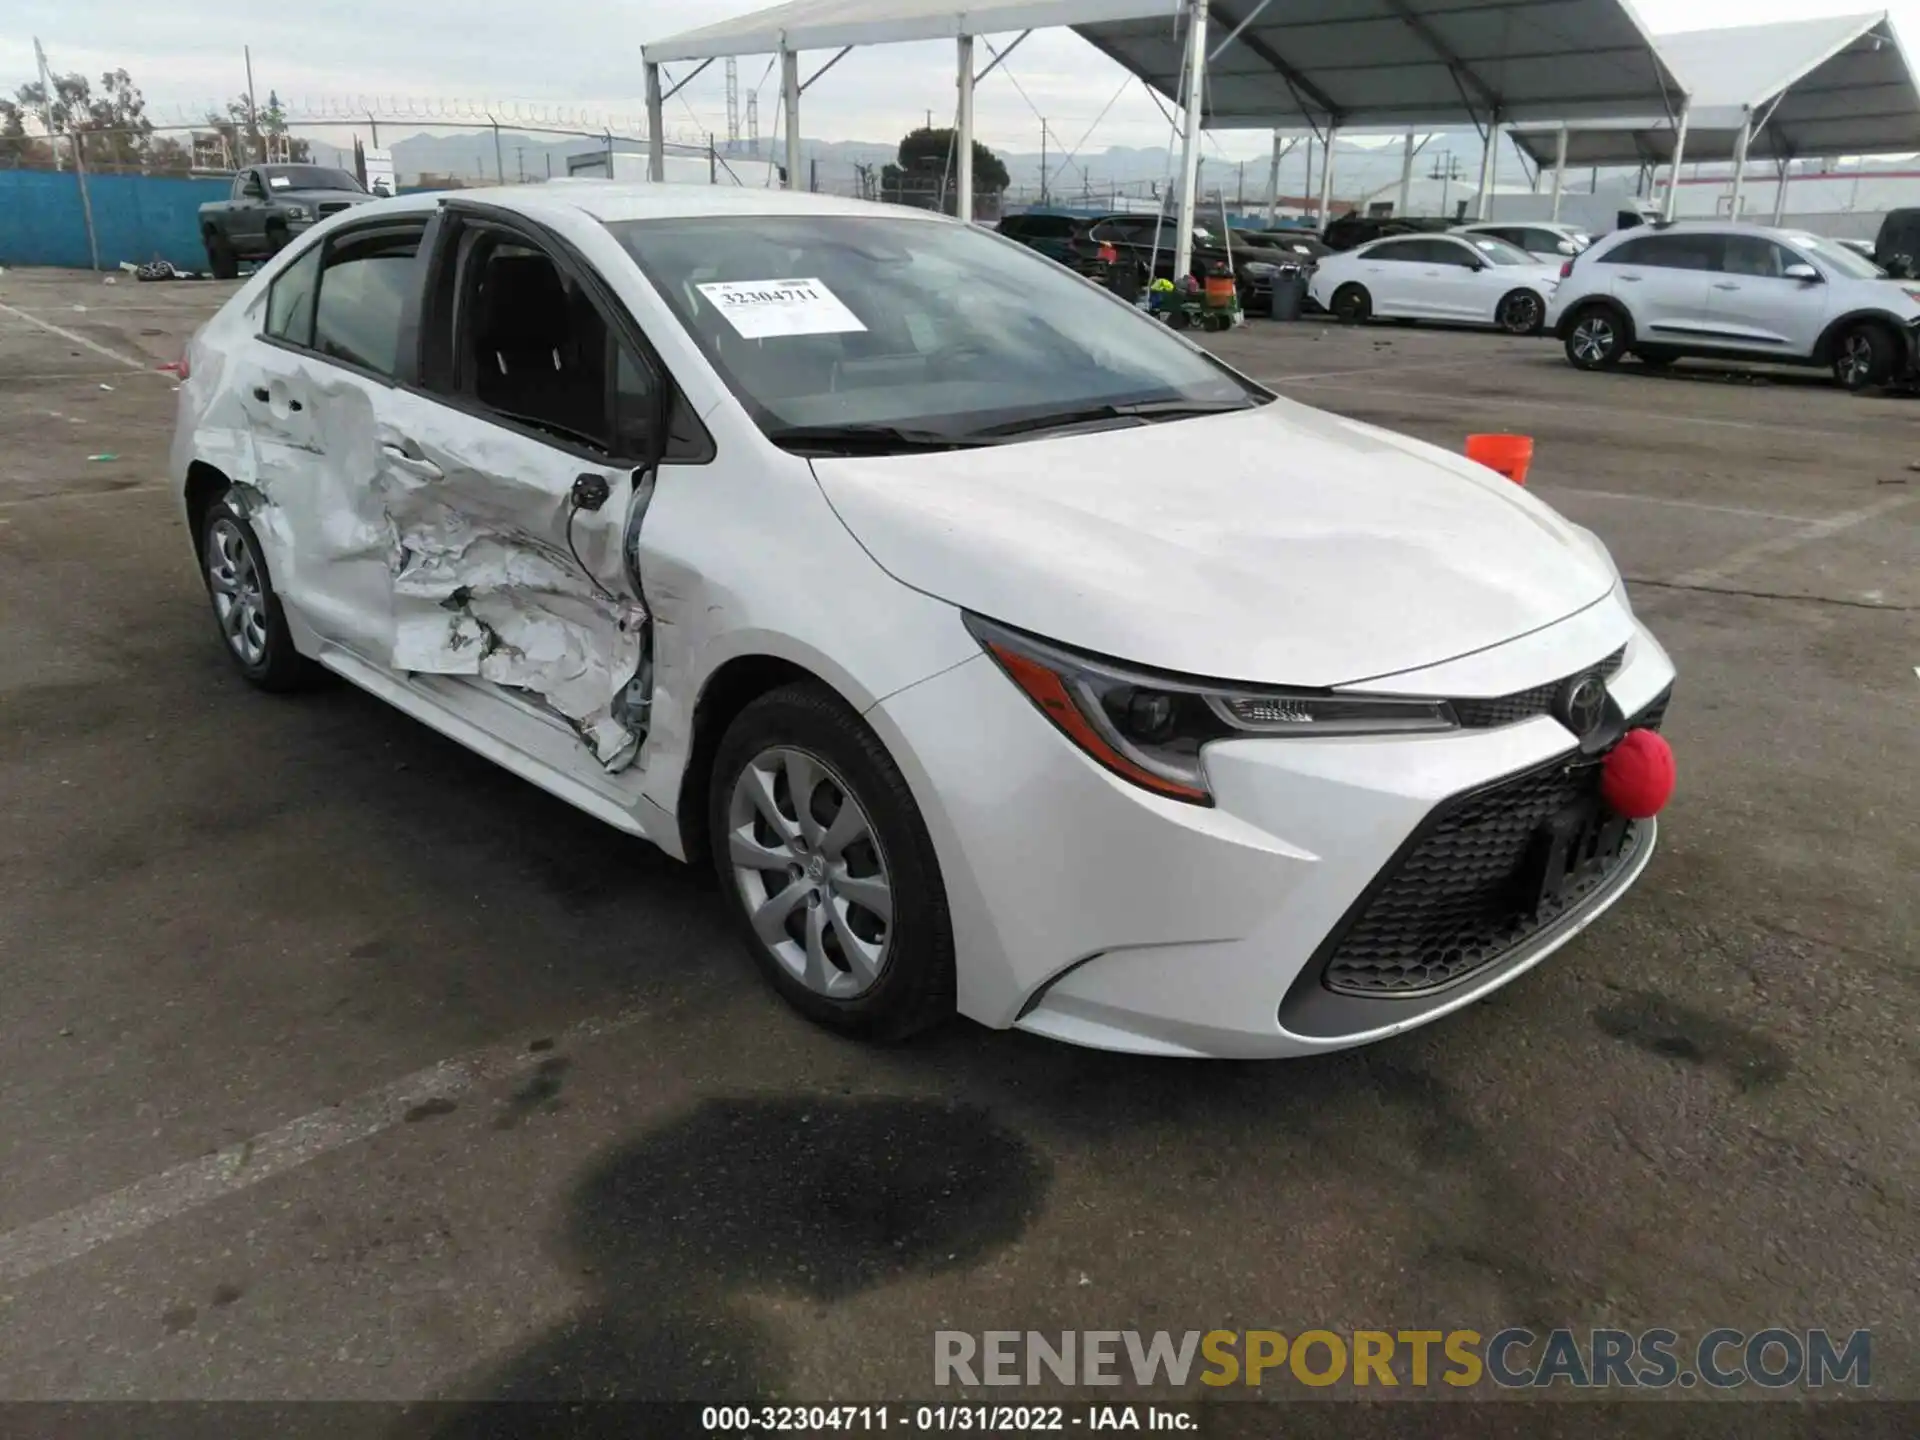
174, 185, 1676, 1059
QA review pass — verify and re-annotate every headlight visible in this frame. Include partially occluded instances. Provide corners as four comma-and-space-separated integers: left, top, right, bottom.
965, 614, 1458, 805
1240, 261, 1278, 276
283, 205, 311, 221
1901, 287, 1920, 305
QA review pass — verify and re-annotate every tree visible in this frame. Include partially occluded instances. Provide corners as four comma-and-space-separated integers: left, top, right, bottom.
259, 91, 311, 163
147, 135, 192, 175
82, 69, 153, 170
881, 126, 1009, 212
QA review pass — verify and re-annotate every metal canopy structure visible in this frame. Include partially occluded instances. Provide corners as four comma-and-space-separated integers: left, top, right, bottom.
1509, 12, 1920, 218
642, 0, 1689, 272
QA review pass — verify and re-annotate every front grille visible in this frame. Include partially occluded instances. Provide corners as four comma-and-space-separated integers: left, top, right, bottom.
1316, 690, 1669, 998
318, 201, 353, 216
1453, 646, 1626, 729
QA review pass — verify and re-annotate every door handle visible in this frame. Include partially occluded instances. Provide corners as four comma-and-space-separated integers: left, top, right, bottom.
252, 386, 270, 401
380, 442, 443, 480
1712, 282, 1740, 291
1617, 276, 1642, 283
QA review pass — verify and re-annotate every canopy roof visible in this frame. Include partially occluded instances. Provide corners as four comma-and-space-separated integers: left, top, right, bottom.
644, 0, 1688, 131
1511, 12, 1920, 166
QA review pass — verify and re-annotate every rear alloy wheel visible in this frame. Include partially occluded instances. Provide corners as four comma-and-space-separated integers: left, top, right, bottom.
1566, 308, 1625, 370
200, 498, 310, 691
710, 682, 954, 1041
1833, 323, 1894, 392
1496, 289, 1545, 335
1331, 284, 1372, 324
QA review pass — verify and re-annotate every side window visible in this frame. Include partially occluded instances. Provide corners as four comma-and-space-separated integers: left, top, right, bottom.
1424, 240, 1477, 267
1723, 235, 1793, 278
264, 243, 322, 346
311, 227, 425, 377
450, 236, 660, 459
1367, 240, 1415, 263
1603, 236, 1659, 265
1606, 234, 1722, 271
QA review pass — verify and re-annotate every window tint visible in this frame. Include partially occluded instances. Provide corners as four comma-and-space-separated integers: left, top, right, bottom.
311, 229, 423, 377
264, 244, 321, 347
1366, 239, 1420, 262
451, 237, 658, 457
1603, 233, 1723, 271
1722, 235, 1797, 278
1021, 215, 1075, 238
1420, 239, 1477, 266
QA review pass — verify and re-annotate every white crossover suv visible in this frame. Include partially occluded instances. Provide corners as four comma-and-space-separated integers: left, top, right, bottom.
1548, 221, 1920, 389
170, 184, 1676, 1059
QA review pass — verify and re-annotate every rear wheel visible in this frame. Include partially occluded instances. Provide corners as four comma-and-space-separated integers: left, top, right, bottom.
1832, 322, 1895, 391
1565, 306, 1626, 370
1496, 289, 1546, 335
204, 230, 239, 280
1331, 283, 1372, 324
199, 497, 311, 690
708, 682, 954, 1042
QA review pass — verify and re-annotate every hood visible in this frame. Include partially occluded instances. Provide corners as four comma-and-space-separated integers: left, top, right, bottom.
282, 189, 375, 206
812, 399, 1616, 687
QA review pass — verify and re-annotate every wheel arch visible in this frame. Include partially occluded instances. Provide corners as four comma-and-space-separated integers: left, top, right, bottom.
1813, 309, 1910, 366
1556, 295, 1633, 344
184, 460, 233, 563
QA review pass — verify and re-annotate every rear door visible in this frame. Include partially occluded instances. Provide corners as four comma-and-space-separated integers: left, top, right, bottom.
1706, 234, 1830, 357
1353, 237, 1424, 313
1598, 232, 1723, 343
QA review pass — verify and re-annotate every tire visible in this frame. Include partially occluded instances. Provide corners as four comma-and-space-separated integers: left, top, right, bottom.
1832, 322, 1895, 392
1496, 288, 1546, 336
708, 682, 955, 1042
1331, 283, 1372, 324
204, 231, 240, 280
1565, 305, 1627, 370
199, 496, 311, 691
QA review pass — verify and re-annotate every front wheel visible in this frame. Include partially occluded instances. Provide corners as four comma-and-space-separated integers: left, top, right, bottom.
1330, 283, 1372, 324
1496, 289, 1546, 336
708, 682, 955, 1042
1833, 323, 1895, 391
1565, 307, 1626, 370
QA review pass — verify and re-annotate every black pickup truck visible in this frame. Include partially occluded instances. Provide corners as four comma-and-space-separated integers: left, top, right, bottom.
198, 164, 376, 277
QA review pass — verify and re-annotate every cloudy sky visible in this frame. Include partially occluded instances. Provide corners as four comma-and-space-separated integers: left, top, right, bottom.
3, 0, 1910, 164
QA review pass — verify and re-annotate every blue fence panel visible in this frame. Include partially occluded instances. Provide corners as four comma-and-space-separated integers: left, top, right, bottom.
0, 171, 231, 271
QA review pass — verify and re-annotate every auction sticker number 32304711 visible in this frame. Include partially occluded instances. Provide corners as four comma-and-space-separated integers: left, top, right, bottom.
695, 277, 869, 339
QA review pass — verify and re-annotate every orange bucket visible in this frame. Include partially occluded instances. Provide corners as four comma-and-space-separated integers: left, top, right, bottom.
1465, 433, 1534, 485
1203, 273, 1236, 309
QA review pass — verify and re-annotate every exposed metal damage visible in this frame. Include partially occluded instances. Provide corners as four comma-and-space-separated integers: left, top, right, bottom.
222, 351, 653, 773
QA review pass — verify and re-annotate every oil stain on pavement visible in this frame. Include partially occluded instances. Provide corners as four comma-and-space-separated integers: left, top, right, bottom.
417, 1095, 1046, 1431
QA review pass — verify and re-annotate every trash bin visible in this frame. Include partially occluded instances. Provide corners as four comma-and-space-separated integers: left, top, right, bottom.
1267, 266, 1308, 321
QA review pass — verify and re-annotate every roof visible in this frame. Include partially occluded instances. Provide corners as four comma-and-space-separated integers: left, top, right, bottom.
443, 181, 946, 225
645, 0, 1687, 130
1511, 12, 1920, 166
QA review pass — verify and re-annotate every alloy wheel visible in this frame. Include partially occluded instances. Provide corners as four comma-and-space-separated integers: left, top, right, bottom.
726, 746, 893, 999
1840, 333, 1874, 388
1500, 293, 1542, 333
1571, 317, 1615, 364
207, 517, 269, 665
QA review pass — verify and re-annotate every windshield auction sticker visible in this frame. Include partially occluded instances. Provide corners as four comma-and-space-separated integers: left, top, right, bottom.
696, 278, 868, 339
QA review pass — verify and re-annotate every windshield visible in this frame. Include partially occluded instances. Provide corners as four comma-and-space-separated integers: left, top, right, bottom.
1791, 234, 1885, 280
265, 166, 366, 193
609, 215, 1265, 443
1468, 236, 1535, 266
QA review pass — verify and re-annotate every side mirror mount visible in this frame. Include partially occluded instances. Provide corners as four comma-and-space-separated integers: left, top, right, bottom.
1784, 263, 1821, 283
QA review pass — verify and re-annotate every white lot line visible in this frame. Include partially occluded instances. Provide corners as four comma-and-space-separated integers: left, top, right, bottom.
0, 1007, 649, 1286
1252, 357, 1491, 383
1541, 489, 1819, 525
0, 484, 171, 509
0, 300, 152, 373
1675, 492, 1918, 587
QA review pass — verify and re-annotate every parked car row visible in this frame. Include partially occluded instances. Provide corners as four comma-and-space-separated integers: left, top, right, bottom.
999, 207, 1920, 391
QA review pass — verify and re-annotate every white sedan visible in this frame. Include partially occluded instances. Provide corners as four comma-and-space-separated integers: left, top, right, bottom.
1310, 232, 1563, 334
171, 183, 1675, 1059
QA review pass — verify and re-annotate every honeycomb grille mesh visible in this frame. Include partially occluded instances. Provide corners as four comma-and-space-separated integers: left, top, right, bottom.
1319, 689, 1669, 998
1452, 646, 1627, 729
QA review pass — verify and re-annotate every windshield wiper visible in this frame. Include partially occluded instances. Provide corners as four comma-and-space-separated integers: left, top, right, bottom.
765, 423, 996, 455
967, 397, 1262, 439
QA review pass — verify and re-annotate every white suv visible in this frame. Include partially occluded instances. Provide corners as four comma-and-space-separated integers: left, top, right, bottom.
1547, 222, 1920, 390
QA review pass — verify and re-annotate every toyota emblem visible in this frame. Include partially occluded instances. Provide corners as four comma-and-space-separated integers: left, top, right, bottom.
1556, 674, 1608, 738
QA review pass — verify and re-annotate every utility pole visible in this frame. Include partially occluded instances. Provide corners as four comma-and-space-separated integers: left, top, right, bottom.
516, 146, 524, 182
1039, 119, 1048, 205
34, 38, 64, 172
725, 57, 741, 150
1237, 159, 1245, 209
244, 45, 263, 163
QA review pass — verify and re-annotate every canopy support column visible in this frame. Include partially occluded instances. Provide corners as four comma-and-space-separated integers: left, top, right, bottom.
645, 61, 665, 182
1173, 0, 1210, 284
1398, 131, 1416, 215
781, 48, 801, 192
956, 35, 975, 221
1773, 157, 1791, 224
1267, 129, 1283, 223
1550, 125, 1568, 221
1318, 124, 1338, 225
1475, 113, 1500, 219
1662, 103, 1690, 221
1729, 116, 1751, 218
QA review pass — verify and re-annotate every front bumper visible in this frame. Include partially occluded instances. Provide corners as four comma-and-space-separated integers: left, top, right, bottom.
868, 590, 1676, 1058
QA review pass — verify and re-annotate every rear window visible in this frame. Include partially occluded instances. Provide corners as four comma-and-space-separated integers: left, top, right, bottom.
1603, 234, 1722, 271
